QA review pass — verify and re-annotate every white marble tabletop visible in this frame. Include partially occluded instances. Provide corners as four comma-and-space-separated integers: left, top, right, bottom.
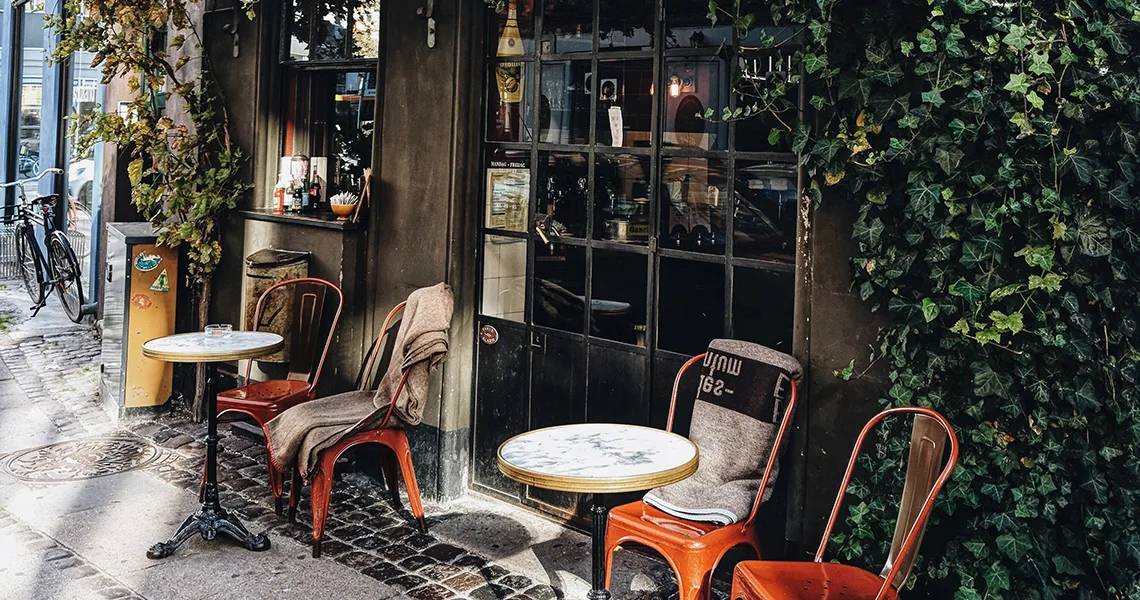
141, 331, 285, 363
498, 423, 698, 493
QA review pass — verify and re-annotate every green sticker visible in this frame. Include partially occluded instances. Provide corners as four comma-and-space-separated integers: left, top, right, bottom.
149, 269, 170, 293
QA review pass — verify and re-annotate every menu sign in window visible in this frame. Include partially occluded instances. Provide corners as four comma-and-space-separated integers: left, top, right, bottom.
485, 157, 530, 232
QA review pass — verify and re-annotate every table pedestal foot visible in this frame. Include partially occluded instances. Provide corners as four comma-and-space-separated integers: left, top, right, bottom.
147, 505, 271, 559
588, 493, 611, 600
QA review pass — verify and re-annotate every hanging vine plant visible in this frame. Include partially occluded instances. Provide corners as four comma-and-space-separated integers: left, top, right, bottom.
50, 0, 252, 419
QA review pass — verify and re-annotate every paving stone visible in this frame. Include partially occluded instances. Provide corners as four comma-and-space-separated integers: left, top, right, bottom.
362, 561, 405, 582
97, 587, 133, 599
330, 524, 371, 540
468, 583, 515, 600
354, 534, 387, 550
522, 584, 559, 600
386, 574, 427, 591
315, 540, 352, 557
498, 575, 533, 590
453, 554, 489, 569
378, 543, 418, 561
407, 583, 458, 600
424, 543, 465, 562
443, 572, 490, 593
478, 564, 511, 582
401, 554, 439, 571
420, 563, 466, 581
338, 551, 382, 570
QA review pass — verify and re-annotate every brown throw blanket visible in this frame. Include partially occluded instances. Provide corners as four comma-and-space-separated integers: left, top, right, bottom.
264, 283, 453, 478
643, 340, 801, 525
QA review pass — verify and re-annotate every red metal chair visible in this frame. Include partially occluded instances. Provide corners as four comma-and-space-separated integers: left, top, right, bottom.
730, 407, 960, 600
286, 301, 431, 558
603, 353, 800, 600
214, 277, 343, 514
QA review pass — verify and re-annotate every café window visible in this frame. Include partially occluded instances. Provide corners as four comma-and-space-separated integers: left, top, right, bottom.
278, 0, 381, 202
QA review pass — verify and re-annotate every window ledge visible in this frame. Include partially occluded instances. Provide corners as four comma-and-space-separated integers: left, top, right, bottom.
240, 209, 366, 231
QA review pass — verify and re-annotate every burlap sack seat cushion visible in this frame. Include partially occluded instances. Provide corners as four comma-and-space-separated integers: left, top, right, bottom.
643, 339, 802, 525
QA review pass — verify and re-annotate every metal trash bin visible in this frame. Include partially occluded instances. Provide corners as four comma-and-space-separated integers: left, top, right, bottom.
242, 248, 310, 363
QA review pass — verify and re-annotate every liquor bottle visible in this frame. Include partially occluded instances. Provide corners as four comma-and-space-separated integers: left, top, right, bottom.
309, 179, 322, 212
494, 0, 524, 141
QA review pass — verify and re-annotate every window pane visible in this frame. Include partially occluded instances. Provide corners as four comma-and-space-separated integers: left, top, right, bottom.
285, 71, 376, 200
734, 161, 797, 262
489, 0, 535, 57
69, 50, 102, 293
539, 60, 591, 145
663, 57, 728, 151
487, 62, 534, 142
658, 258, 725, 355
735, 51, 798, 153
541, 0, 592, 54
285, 0, 312, 60
483, 235, 528, 322
537, 151, 588, 239
313, 0, 350, 60
596, 60, 654, 148
661, 157, 727, 254
533, 241, 587, 333
591, 249, 647, 347
733, 267, 794, 353
595, 153, 651, 244
351, 0, 382, 59
599, 1, 654, 51
665, 0, 732, 49
17, 9, 45, 200
485, 149, 531, 233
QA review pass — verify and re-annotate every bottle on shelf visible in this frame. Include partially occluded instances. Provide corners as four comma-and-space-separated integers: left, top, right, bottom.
273, 173, 289, 214
494, 0, 524, 141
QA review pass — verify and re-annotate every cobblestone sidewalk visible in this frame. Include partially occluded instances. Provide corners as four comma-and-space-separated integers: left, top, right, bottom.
0, 284, 730, 600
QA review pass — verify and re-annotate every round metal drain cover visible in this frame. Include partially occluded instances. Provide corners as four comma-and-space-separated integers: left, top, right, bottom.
2, 435, 160, 482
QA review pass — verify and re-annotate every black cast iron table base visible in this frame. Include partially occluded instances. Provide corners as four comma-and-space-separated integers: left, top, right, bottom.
147, 362, 270, 559
588, 493, 610, 600
146, 505, 270, 559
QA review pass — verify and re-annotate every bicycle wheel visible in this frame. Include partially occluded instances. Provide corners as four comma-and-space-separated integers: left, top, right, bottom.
48, 234, 84, 323
15, 224, 45, 305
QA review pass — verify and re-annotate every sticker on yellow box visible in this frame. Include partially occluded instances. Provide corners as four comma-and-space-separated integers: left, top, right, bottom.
150, 269, 170, 293
134, 252, 162, 272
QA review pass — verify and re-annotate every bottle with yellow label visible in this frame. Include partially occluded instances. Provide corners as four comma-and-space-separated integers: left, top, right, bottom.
494, 0, 524, 140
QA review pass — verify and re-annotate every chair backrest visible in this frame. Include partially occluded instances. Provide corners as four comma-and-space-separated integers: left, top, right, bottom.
248, 278, 343, 389
815, 407, 959, 600
664, 352, 800, 527
355, 301, 407, 392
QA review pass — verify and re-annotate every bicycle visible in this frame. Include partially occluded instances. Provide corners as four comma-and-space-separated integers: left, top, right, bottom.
0, 168, 87, 323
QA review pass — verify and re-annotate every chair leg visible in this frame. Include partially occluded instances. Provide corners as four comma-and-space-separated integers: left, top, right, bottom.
379, 447, 402, 510
675, 553, 718, 600
310, 458, 336, 558
391, 434, 427, 533
268, 463, 284, 516
288, 467, 302, 523
604, 543, 619, 590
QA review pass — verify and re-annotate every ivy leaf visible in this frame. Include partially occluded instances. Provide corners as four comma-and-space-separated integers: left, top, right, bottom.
950, 279, 985, 304
973, 362, 1013, 396
990, 311, 1025, 334
1004, 73, 1031, 95
1029, 273, 1064, 292
996, 533, 1032, 562
802, 53, 828, 74
922, 298, 940, 323
853, 217, 885, 248
922, 88, 946, 107
1051, 556, 1085, 576
985, 564, 1012, 592
1016, 245, 1055, 270
990, 284, 1022, 301
1003, 25, 1031, 51
935, 146, 965, 174
1074, 212, 1112, 257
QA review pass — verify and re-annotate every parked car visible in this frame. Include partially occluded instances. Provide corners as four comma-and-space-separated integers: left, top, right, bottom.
69, 158, 94, 212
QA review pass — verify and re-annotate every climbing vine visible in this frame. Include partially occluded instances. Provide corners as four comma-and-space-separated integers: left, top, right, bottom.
711, 0, 1140, 598
50, 0, 251, 418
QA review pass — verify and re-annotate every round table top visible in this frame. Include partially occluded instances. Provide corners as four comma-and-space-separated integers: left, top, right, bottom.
141, 331, 285, 363
497, 423, 698, 493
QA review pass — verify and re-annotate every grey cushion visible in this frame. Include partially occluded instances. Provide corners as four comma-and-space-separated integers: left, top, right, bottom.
643, 339, 802, 525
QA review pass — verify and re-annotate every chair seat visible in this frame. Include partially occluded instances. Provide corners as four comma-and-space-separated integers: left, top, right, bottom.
611, 501, 727, 540
732, 561, 898, 600
217, 379, 312, 414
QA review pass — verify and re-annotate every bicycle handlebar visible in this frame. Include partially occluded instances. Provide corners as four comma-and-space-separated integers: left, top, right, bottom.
0, 168, 65, 189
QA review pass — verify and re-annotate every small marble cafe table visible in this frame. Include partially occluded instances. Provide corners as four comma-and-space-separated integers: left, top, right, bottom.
498, 423, 698, 600
141, 331, 284, 559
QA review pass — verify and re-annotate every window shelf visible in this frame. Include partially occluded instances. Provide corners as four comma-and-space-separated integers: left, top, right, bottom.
240, 209, 366, 231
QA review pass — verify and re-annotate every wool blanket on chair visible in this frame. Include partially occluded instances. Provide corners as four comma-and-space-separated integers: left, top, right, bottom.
643, 339, 802, 525
264, 283, 453, 478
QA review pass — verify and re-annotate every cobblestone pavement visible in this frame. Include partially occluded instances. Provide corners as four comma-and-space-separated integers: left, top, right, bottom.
0, 281, 732, 600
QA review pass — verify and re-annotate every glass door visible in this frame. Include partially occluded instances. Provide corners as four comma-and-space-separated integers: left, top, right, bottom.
472, 0, 799, 519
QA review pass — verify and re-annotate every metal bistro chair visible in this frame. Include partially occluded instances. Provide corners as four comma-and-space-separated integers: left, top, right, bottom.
214, 277, 343, 514
730, 407, 960, 600
287, 301, 432, 558
604, 353, 800, 600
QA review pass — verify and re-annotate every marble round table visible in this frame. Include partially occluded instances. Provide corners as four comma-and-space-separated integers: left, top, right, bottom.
498, 423, 698, 600
141, 331, 284, 559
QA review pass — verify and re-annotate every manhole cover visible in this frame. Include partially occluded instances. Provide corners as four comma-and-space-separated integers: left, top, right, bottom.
1, 435, 160, 482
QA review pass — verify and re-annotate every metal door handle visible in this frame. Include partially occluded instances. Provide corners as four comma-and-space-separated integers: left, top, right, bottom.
416, 0, 436, 48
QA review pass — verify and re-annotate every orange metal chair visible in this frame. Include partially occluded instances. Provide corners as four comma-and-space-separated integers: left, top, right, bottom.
604, 353, 800, 600
214, 277, 343, 514
286, 301, 431, 558
730, 407, 959, 600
